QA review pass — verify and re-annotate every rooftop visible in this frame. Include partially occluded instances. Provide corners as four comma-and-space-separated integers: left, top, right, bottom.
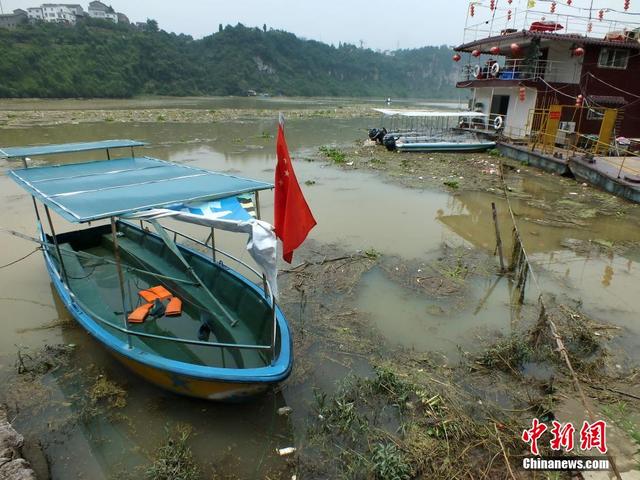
459, 3, 640, 51
8, 156, 273, 223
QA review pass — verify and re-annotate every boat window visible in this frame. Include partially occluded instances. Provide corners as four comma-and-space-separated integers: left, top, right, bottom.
598, 48, 630, 70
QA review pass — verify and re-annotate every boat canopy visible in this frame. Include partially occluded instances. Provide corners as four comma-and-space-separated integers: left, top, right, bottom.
8, 156, 273, 223
373, 108, 487, 118
0, 139, 146, 159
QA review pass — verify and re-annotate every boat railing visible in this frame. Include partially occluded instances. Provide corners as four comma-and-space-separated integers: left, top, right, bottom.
460, 58, 579, 83
159, 224, 265, 286
462, 8, 640, 45
48, 246, 273, 353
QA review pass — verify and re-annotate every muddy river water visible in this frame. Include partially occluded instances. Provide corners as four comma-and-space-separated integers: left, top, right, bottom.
0, 97, 638, 478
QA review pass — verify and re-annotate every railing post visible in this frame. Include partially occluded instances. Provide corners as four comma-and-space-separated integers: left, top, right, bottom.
111, 217, 132, 349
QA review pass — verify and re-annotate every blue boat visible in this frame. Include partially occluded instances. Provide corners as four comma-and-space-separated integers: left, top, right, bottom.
369, 109, 495, 152
2, 140, 292, 401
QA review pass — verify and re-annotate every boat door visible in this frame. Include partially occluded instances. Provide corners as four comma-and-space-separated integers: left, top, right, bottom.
490, 95, 509, 129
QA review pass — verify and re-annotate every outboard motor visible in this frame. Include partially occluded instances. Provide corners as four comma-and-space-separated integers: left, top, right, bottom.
383, 134, 398, 151
368, 127, 387, 145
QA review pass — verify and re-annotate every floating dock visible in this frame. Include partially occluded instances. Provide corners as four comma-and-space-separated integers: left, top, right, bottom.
497, 142, 640, 204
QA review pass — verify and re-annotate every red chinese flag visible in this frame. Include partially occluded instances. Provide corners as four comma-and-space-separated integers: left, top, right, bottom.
274, 114, 316, 263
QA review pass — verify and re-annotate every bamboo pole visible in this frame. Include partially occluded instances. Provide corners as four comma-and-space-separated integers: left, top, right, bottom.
491, 202, 505, 272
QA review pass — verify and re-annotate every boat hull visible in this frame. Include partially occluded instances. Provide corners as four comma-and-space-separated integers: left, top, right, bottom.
114, 353, 269, 401
42, 228, 293, 402
396, 141, 496, 152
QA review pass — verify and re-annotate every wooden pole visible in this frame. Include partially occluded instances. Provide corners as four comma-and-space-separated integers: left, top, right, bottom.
492, 202, 505, 272
111, 217, 132, 348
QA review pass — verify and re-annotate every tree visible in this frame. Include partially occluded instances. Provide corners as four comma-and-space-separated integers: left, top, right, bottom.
263, 24, 267, 33
144, 19, 158, 33
218, 23, 222, 33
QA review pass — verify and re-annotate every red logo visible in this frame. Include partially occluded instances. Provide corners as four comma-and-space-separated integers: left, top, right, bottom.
522, 418, 548, 455
550, 421, 575, 452
522, 419, 607, 455
580, 421, 607, 454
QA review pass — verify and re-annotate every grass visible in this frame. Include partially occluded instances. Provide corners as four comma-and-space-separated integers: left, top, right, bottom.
307, 364, 523, 479
603, 402, 640, 447
477, 334, 533, 374
443, 180, 459, 189
319, 145, 347, 164
370, 443, 411, 480
146, 425, 200, 480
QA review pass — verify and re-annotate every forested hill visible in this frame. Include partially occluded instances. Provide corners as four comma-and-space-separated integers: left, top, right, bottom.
0, 21, 459, 99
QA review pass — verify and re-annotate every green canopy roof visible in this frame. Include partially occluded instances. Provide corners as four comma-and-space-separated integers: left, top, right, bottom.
0, 139, 146, 159
9, 156, 273, 223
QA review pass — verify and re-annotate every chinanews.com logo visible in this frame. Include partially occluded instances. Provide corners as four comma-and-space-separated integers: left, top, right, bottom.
521, 418, 610, 471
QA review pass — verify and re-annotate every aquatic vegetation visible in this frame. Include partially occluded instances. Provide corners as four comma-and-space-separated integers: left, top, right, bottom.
89, 374, 127, 409
146, 426, 200, 480
370, 443, 411, 480
442, 180, 459, 189
319, 145, 347, 164
477, 334, 533, 374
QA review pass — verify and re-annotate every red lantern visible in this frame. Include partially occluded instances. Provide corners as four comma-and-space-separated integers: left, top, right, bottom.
575, 94, 584, 107
510, 43, 521, 54
587, 22, 593, 32
624, 0, 630, 11
573, 47, 585, 56
472, 49, 481, 57
567, 0, 572, 4
508, 0, 513, 3
519, 87, 526, 102
470, 4, 475, 16
598, 9, 604, 20
551, 1, 556, 13
508, 9, 513, 20
453, 53, 462, 62
490, 46, 501, 55
490, 0, 496, 10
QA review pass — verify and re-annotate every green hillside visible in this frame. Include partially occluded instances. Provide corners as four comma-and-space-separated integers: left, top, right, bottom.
0, 20, 459, 99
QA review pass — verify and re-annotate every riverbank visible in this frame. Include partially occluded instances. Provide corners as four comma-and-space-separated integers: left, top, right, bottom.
0, 107, 639, 478
0, 406, 37, 480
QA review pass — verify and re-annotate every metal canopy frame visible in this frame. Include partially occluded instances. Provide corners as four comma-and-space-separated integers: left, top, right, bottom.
7, 140, 280, 363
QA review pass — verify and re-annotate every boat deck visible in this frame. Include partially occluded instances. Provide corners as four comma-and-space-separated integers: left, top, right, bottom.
54, 227, 272, 370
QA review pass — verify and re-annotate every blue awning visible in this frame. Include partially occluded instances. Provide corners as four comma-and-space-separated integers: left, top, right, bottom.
8, 156, 273, 223
0, 139, 146, 159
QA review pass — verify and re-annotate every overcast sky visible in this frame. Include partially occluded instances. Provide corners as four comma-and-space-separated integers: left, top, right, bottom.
1, 1, 636, 50
1, 0, 470, 49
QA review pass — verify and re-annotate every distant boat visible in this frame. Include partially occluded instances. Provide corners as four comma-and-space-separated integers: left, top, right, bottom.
2, 140, 292, 401
369, 109, 495, 152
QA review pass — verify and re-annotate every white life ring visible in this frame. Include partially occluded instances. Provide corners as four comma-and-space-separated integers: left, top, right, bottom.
490, 62, 500, 77
473, 65, 481, 78
494, 116, 504, 130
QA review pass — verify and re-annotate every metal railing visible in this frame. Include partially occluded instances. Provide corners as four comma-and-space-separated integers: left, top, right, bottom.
160, 224, 265, 284
463, 8, 640, 45
460, 58, 579, 83
45, 232, 274, 356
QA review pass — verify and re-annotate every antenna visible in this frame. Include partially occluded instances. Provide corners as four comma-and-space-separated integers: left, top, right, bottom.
0, 1, 4, 14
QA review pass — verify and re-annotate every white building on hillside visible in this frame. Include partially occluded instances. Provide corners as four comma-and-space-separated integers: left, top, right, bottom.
87, 1, 117, 23
27, 4, 79, 24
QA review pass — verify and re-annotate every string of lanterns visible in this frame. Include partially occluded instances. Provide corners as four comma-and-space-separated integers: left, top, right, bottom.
454, 0, 632, 62
466, 0, 631, 17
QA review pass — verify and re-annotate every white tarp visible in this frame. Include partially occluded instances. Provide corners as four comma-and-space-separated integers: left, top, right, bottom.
123, 208, 278, 299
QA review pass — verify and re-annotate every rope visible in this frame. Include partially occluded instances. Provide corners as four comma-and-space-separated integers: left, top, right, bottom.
0, 248, 40, 269
498, 161, 622, 479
